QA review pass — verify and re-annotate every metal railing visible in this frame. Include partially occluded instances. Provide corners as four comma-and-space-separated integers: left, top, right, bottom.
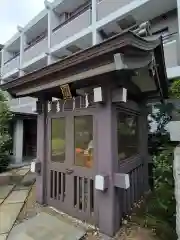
162, 32, 178, 42
53, 1, 91, 33
24, 30, 48, 51
4, 52, 20, 65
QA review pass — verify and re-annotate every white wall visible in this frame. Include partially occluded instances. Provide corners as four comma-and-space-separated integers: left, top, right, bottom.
13, 119, 24, 163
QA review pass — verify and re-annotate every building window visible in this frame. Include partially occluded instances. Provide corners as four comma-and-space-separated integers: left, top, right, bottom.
51, 118, 66, 162
117, 111, 138, 161
74, 116, 93, 168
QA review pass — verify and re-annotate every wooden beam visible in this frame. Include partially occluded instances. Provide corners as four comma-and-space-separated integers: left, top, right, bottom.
16, 63, 116, 96
113, 53, 152, 71
114, 71, 142, 96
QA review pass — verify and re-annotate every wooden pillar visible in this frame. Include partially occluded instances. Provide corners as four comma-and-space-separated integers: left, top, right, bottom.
139, 103, 149, 192
96, 88, 119, 236
36, 98, 47, 204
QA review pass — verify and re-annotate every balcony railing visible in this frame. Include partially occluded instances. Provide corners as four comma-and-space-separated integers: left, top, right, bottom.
53, 1, 91, 32
10, 98, 20, 106
97, 0, 134, 21
23, 35, 48, 64
25, 30, 47, 51
52, 3, 91, 47
3, 55, 20, 75
163, 32, 179, 68
162, 31, 178, 42
4, 52, 20, 65
9, 97, 37, 114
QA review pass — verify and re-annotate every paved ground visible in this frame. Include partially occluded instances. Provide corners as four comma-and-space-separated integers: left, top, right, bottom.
0, 166, 35, 240
8, 212, 86, 240
0, 167, 87, 240
0, 167, 156, 240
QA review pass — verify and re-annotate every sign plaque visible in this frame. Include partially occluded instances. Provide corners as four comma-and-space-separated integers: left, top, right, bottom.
60, 84, 72, 99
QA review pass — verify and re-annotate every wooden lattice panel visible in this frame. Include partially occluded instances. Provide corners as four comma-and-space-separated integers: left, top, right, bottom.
50, 170, 66, 202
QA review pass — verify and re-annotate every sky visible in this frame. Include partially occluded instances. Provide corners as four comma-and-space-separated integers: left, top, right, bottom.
0, 0, 48, 44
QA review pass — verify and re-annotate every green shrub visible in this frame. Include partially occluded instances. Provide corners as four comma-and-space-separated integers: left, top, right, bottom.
146, 102, 176, 239
0, 91, 13, 173
141, 148, 176, 240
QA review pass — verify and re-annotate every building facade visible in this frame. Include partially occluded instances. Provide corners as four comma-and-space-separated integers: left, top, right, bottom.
0, 0, 179, 163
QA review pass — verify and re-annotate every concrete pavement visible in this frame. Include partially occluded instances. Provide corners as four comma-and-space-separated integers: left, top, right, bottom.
0, 166, 32, 239
0, 166, 86, 240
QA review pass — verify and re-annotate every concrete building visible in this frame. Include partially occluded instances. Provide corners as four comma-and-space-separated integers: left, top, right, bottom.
0, 0, 179, 164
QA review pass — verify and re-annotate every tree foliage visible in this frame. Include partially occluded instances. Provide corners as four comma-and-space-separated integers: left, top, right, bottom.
170, 79, 180, 99
144, 101, 177, 239
148, 103, 174, 156
144, 147, 176, 239
0, 90, 13, 173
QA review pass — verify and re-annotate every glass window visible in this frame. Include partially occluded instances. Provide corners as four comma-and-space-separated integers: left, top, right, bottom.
74, 116, 93, 168
51, 118, 66, 162
117, 112, 138, 161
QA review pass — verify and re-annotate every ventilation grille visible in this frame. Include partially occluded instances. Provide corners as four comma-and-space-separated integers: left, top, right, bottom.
50, 170, 66, 202
74, 176, 94, 214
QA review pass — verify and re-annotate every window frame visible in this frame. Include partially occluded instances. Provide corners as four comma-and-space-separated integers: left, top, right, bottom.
51, 117, 66, 163
74, 115, 94, 168
116, 109, 139, 163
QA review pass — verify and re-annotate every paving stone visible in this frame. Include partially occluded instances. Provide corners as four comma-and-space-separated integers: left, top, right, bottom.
0, 172, 11, 177
0, 234, 7, 240
21, 166, 31, 170
4, 190, 29, 204
21, 173, 36, 187
14, 185, 30, 191
0, 185, 14, 199
15, 169, 29, 176
0, 199, 4, 204
0, 203, 23, 234
8, 212, 86, 240
100, 234, 113, 240
0, 173, 12, 186
10, 175, 23, 185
